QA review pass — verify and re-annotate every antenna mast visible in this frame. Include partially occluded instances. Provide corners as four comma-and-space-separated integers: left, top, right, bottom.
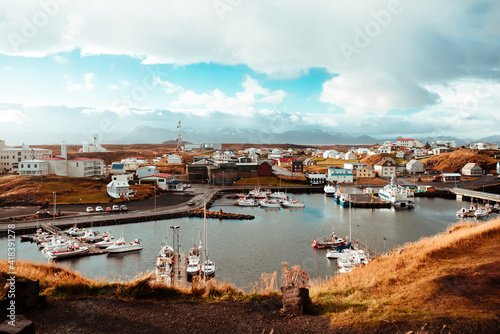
176, 120, 182, 151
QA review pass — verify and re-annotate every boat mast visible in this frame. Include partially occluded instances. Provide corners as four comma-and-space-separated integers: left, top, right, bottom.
349, 194, 352, 243
203, 200, 207, 281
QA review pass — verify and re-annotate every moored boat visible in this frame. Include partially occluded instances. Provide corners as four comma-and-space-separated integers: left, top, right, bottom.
156, 244, 175, 282
324, 184, 336, 197
269, 191, 287, 199
236, 197, 259, 207
106, 238, 142, 253
281, 198, 305, 208
186, 243, 201, 277
312, 232, 347, 249
378, 177, 414, 209
259, 199, 282, 208
47, 243, 90, 259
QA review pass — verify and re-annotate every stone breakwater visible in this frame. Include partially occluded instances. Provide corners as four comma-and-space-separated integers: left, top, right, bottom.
186, 208, 254, 220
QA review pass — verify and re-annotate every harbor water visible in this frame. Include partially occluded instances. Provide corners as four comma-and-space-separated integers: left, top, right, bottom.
0, 193, 479, 289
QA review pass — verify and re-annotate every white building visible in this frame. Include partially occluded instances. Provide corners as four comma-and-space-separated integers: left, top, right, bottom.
377, 146, 389, 154
336, 152, 345, 159
396, 138, 415, 147
396, 151, 405, 159
344, 151, 357, 160
356, 147, 369, 155
327, 168, 353, 183
106, 180, 136, 199
382, 141, 393, 147
374, 159, 396, 178
40, 156, 68, 176
308, 173, 326, 185
139, 173, 181, 191
184, 144, 202, 151
167, 154, 183, 164
121, 157, 149, 170
406, 160, 425, 173
0, 144, 52, 173
79, 134, 108, 152
112, 173, 134, 182
136, 166, 159, 179
414, 148, 427, 157
67, 158, 104, 178
322, 150, 338, 159
18, 160, 49, 176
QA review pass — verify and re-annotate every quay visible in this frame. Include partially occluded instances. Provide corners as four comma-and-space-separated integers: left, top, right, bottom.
42, 224, 108, 258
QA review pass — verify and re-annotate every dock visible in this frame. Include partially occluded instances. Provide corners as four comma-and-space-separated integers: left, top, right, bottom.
171, 252, 189, 287
350, 240, 380, 260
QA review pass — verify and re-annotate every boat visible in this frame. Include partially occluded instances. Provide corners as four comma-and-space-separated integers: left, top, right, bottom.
106, 238, 142, 253
186, 243, 201, 277
269, 191, 287, 199
65, 225, 86, 237
281, 198, 305, 208
94, 235, 115, 249
156, 244, 175, 283
201, 259, 216, 278
236, 197, 259, 207
78, 229, 103, 243
377, 177, 415, 209
259, 199, 282, 208
337, 256, 355, 269
456, 207, 471, 218
40, 238, 71, 252
326, 242, 353, 259
248, 188, 271, 199
353, 250, 369, 265
311, 232, 347, 249
324, 184, 336, 197
337, 193, 351, 207
46, 243, 90, 259
474, 208, 490, 218
201, 203, 216, 279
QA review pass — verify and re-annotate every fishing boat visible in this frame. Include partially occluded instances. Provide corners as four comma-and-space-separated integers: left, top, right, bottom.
156, 244, 175, 282
474, 208, 490, 218
311, 232, 347, 249
46, 243, 90, 259
269, 191, 287, 199
106, 238, 142, 253
78, 229, 103, 242
94, 235, 115, 249
324, 184, 336, 197
326, 243, 353, 259
377, 177, 414, 209
353, 250, 369, 265
65, 225, 86, 237
456, 207, 471, 218
248, 188, 271, 199
281, 198, 305, 208
259, 199, 282, 208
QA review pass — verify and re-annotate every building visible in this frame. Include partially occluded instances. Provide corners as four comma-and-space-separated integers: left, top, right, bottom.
291, 160, 303, 173
396, 138, 414, 147
327, 168, 353, 183
106, 180, 136, 199
136, 166, 159, 179
108, 162, 127, 175
39, 156, 67, 176
355, 166, 376, 179
432, 147, 452, 155
461, 163, 482, 176
257, 161, 273, 176
277, 157, 297, 167
406, 160, 425, 173
308, 173, 326, 185
186, 163, 210, 182
184, 144, 202, 151
377, 146, 389, 154
167, 154, 183, 164
374, 159, 396, 178
111, 173, 134, 182
121, 157, 149, 170
67, 158, 104, 178
79, 134, 108, 152
356, 147, 369, 155
303, 158, 316, 166
413, 148, 427, 157
469, 142, 498, 150
0, 144, 52, 173
322, 150, 338, 159
18, 160, 49, 176
395, 151, 405, 159
139, 173, 180, 191
438, 173, 461, 182
344, 151, 357, 160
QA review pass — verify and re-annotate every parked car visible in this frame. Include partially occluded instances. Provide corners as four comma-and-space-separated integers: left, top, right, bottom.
105, 207, 112, 212
112, 205, 120, 212
95, 206, 104, 212
120, 205, 128, 212
86, 207, 94, 212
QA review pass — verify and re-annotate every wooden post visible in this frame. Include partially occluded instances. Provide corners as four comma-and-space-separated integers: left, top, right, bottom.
281, 286, 310, 315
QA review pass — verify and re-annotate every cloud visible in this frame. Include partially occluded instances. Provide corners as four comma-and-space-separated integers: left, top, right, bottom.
64, 73, 95, 92
0, 109, 30, 124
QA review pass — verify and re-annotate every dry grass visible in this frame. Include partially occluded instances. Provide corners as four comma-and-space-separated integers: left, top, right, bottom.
311, 218, 500, 326
424, 149, 498, 173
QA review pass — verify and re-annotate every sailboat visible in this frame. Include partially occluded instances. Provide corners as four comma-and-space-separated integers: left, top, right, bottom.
201, 201, 216, 279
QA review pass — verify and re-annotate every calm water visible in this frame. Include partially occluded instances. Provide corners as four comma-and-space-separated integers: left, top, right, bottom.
0, 192, 478, 289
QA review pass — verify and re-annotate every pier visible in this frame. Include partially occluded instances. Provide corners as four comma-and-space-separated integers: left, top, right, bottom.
350, 240, 380, 260
450, 188, 500, 204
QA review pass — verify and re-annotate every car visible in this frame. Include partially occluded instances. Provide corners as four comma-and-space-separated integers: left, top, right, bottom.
95, 206, 104, 212
86, 207, 94, 212
120, 205, 128, 212
112, 205, 120, 212
187, 200, 196, 206
105, 207, 112, 212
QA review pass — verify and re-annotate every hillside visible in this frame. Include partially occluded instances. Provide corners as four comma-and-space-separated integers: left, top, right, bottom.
423, 149, 498, 173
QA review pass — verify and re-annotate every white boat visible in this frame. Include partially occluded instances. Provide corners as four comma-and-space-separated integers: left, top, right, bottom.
186, 243, 201, 277
40, 238, 72, 252
378, 177, 414, 209
106, 238, 142, 253
156, 244, 174, 282
201, 203, 216, 279
337, 256, 355, 269
201, 259, 216, 278
281, 198, 305, 208
338, 266, 352, 274
47, 243, 90, 259
474, 208, 490, 218
94, 235, 115, 249
78, 229, 103, 242
353, 250, 369, 265
65, 225, 86, 237
324, 184, 336, 197
326, 248, 353, 259
269, 191, 287, 199
248, 188, 271, 199
236, 197, 259, 207
259, 199, 282, 208
456, 207, 471, 218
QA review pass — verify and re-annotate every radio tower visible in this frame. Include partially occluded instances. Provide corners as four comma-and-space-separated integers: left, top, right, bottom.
176, 120, 182, 151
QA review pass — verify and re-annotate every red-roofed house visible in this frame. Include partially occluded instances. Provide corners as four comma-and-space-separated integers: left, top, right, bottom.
396, 138, 415, 147
277, 157, 298, 167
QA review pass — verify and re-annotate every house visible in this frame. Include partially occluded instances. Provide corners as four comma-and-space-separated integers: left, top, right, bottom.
432, 147, 451, 155
238, 157, 252, 163
108, 162, 127, 175
0, 143, 52, 173
106, 180, 136, 199
355, 166, 376, 179
336, 152, 345, 159
432, 141, 456, 149
303, 158, 316, 166
470, 142, 498, 150
461, 163, 482, 176
257, 161, 273, 176
322, 150, 338, 159
308, 173, 326, 185
413, 148, 427, 157
374, 159, 396, 178
438, 173, 461, 182
395, 151, 405, 159
344, 151, 357, 160
67, 158, 104, 178
136, 166, 159, 179
184, 144, 202, 151
327, 168, 353, 183
406, 159, 425, 173
291, 160, 303, 173
112, 173, 134, 182
278, 157, 297, 167
356, 147, 369, 155
18, 160, 49, 176
167, 154, 183, 164
382, 141, 393, 147
139, 173, 180, 191
377, 146, 389, 154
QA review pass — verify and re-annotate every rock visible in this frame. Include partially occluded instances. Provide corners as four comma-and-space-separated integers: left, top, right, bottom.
0, 315, 35, 334
281, 286, 310, 316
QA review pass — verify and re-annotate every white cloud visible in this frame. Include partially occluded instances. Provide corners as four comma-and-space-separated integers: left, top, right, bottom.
153, 78, 184, 94
64, 73, 95, 92
81, 105, 155, 116
53, 55, 69, 65
0, 109, 30, 124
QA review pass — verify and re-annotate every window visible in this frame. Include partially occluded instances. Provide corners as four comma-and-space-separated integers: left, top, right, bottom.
27, 164, 30, 168
34, 164, 37, 168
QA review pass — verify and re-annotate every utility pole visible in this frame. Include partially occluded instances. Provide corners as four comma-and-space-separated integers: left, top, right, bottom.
52, 192, 56, 225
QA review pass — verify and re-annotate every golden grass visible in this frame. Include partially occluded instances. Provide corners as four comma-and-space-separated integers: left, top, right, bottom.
311, 218, 500, 326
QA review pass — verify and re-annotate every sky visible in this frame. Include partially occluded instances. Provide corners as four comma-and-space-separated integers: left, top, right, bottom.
0, 0, 499, 145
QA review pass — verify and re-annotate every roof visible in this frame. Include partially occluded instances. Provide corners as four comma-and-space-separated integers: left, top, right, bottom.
153, 173, 174, 178
70, 158, 103, 161
111, 163, 125, 169
107, 181, 129, 187
397, 138, 414, 141
40, 157, 65, 161
462, 162, 479, 169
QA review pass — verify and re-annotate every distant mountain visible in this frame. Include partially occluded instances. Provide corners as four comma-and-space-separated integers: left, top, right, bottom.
478, 135, 500, 144
109, 126, 380, 145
